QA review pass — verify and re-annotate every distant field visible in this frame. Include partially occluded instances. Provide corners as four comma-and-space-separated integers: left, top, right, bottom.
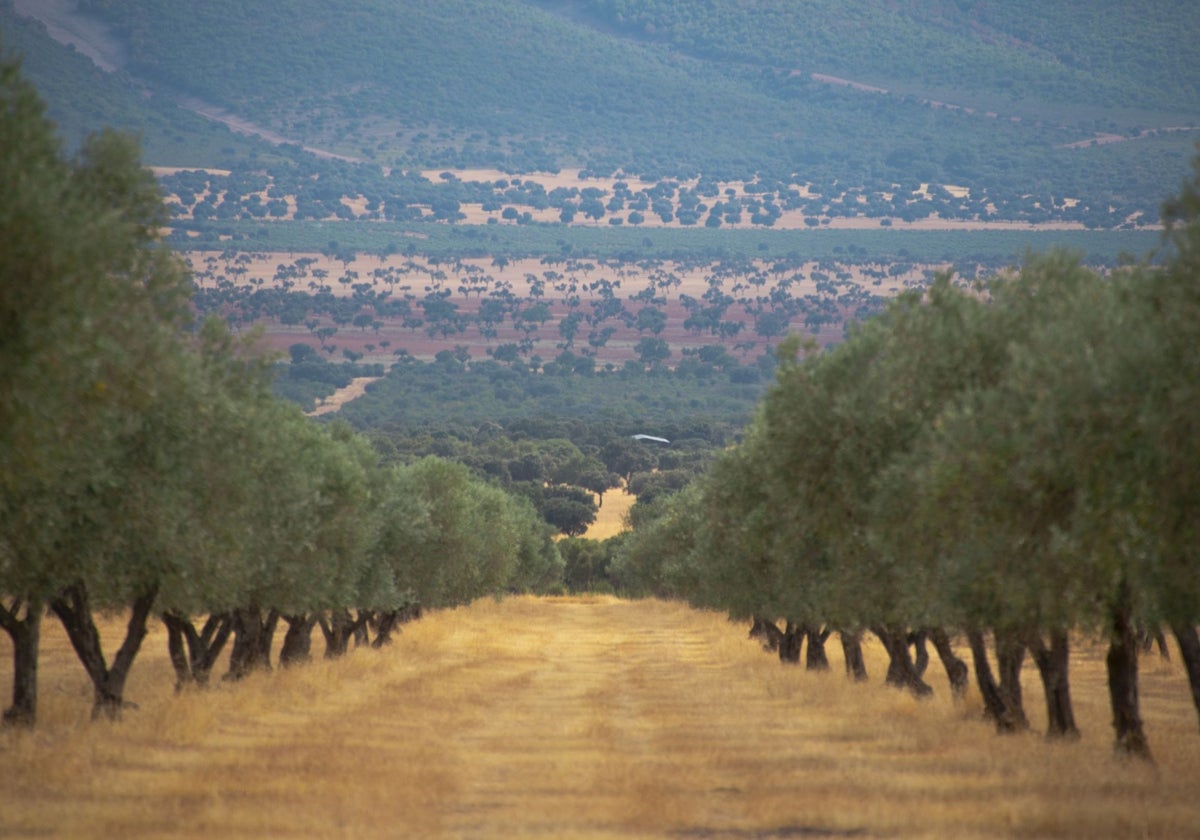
182, 245, 1101, 367
185, 228, 1168, 371
3, 597, 1197, 838
186, 250, 904, 363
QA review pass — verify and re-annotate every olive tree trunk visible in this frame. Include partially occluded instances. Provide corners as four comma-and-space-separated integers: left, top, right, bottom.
838, 629, 868, 682
871, 625, 932, 697
1106, 585, 1152, 760
279, 613, 318, 666
0, 597, 42, 727
804, 625, 831, 671
994, 627, 1030, 731
1170, 622, 1200, 733
777, 620, 803, 665
50, 583, 157, 720
966, 627, 1023, 733
749, 617, 784, 652
1026, 628, 1079, 739
319, 609, 370, 659
908, 629, 930, 677
372, 604, 422, 648
161, 611, 233, 690
928, 628, 969, 699
226, 606, 279, 680
352, 609, 372, 648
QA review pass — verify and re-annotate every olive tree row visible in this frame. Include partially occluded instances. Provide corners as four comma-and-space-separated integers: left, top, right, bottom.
0, 58, 561, 725
617, 162, 1200, 759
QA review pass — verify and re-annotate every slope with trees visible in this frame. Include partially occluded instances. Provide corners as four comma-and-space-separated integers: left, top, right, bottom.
5, 0, 1196, 224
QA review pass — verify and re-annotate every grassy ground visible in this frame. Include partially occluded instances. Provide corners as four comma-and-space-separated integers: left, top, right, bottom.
1, 597, 1198, 838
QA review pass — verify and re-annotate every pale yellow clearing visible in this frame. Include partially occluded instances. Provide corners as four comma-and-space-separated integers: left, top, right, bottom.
184, 252, 937, 301
305, 376, 380, 417
582, 486, 636, 541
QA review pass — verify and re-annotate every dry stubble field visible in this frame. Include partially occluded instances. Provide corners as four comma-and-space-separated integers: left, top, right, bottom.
2, 596, 1198, 839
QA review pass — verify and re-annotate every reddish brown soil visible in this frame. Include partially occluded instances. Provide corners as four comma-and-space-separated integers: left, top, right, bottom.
192, 253, 906, 366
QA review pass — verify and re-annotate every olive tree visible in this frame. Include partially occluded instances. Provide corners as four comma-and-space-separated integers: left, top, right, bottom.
0, 57, 196, 722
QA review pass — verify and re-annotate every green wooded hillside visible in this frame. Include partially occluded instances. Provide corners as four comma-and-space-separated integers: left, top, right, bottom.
587, 0, 1200, 114
0, 4, 273, 166
4, 0, 1197, 220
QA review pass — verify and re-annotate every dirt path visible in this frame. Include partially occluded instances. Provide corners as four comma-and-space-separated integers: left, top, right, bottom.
305, 376, 380, 416
3, 597, 1199, 838
174, 95, 363, 163
13, 0, 126, 72
13, 0, 360, 163
437, 599, 743, 836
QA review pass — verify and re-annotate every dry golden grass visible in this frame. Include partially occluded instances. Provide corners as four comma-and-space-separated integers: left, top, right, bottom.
185, 252, 930, 299
2, 598, 1198, 838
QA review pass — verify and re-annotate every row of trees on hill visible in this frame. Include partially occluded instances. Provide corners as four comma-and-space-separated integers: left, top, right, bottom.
0, 59, 561, 726
158, 164, 1140, 229
616, 162, 1200, 760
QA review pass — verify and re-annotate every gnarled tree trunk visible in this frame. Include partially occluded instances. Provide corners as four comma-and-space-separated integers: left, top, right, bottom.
50, 583, 157, 720
372, 603, 422, 648
1106, 584, 1152, 760
994, 627, 1030, 731
838, 629, 868, 682
908, 629, 930, 677
279, 613, 318, 666
928, 628, 969, 699
352, 609, 371, 648
1170, 622, 1200, 733
372, 610, 399, 649
1137, 623, 1170, 659
319, 609, 369, 659
161, 611, 233, 690
871, 625, 932, 697
966, 627, 1022, 733
0, 597, 42, 727
1026, 628, 1078, 739
749, 616, 783, 652
778, 620, 803, 665
226, 606, 279, 680
805, 625, 831, 671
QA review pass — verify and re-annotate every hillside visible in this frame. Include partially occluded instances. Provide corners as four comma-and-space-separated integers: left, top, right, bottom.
4, 596, 1198, 838
5, 0, 1198, 224
580, 0, 1200, 114
0, 1, 273, 166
